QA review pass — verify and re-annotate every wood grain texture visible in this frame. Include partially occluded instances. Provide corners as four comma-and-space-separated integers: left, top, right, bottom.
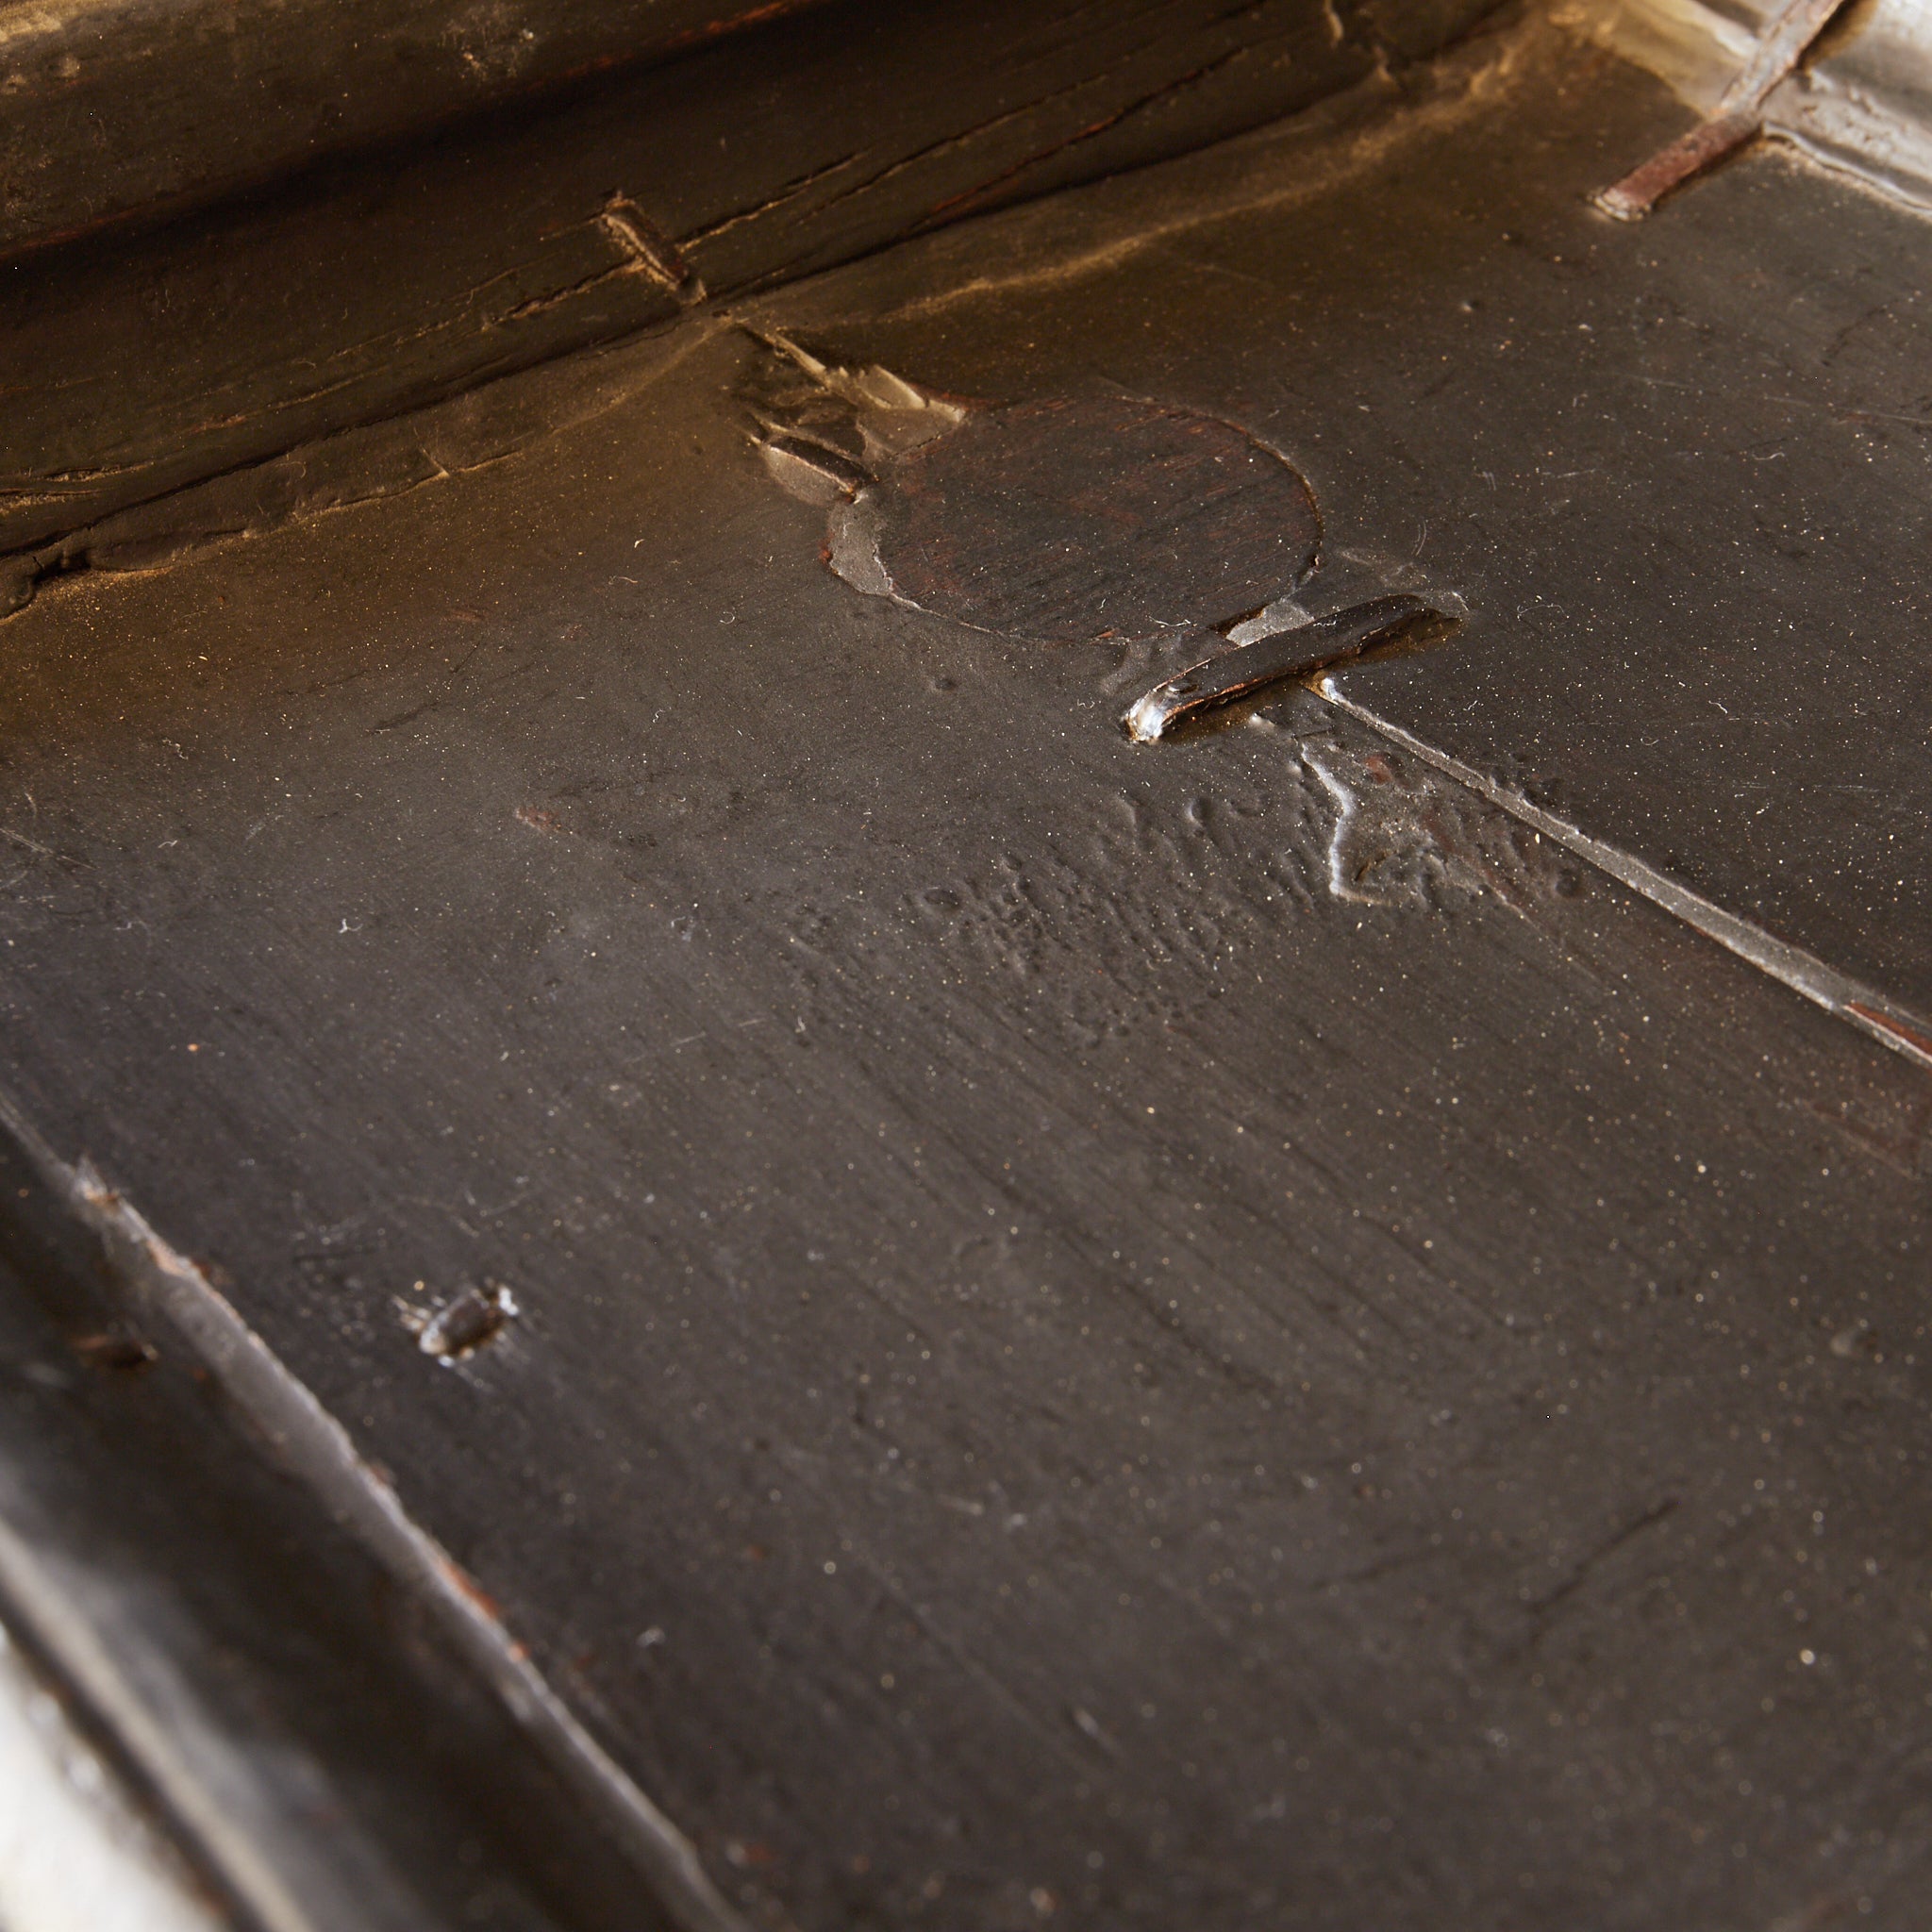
0, 0, 828, 258
0, 0, 1501, 608
864, 396, 1321, 644
5, 18, 1929, 1928
767, 8, 1932, 1063
0, 262, 1928, 1927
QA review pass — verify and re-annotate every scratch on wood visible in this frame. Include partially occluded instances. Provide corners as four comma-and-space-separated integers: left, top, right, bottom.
598, 194, 705, 298
1524, 1497, 1679, 1624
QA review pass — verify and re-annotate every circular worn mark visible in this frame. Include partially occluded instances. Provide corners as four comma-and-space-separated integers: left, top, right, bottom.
857, 396, 1321, 645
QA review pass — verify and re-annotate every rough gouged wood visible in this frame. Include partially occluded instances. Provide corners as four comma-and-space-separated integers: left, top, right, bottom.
0, 0, 1505, 609
0, 0, 832, 259
758, 13, 1932, 1029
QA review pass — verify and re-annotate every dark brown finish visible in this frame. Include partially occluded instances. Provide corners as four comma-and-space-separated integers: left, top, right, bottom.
5, 11, 1932, 1932
0, 0, 827, 258
763, 4, 1932, 1028
0, 0, 1502, 615
856, 397, 1323, 644
0, 1115, 680, 1932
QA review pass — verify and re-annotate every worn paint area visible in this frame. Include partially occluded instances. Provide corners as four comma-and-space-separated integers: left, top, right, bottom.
1292, 726, 1583, 911
746, 339, 1324, 645
843, 395, 1322, 644
744, 339, 1464, 741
